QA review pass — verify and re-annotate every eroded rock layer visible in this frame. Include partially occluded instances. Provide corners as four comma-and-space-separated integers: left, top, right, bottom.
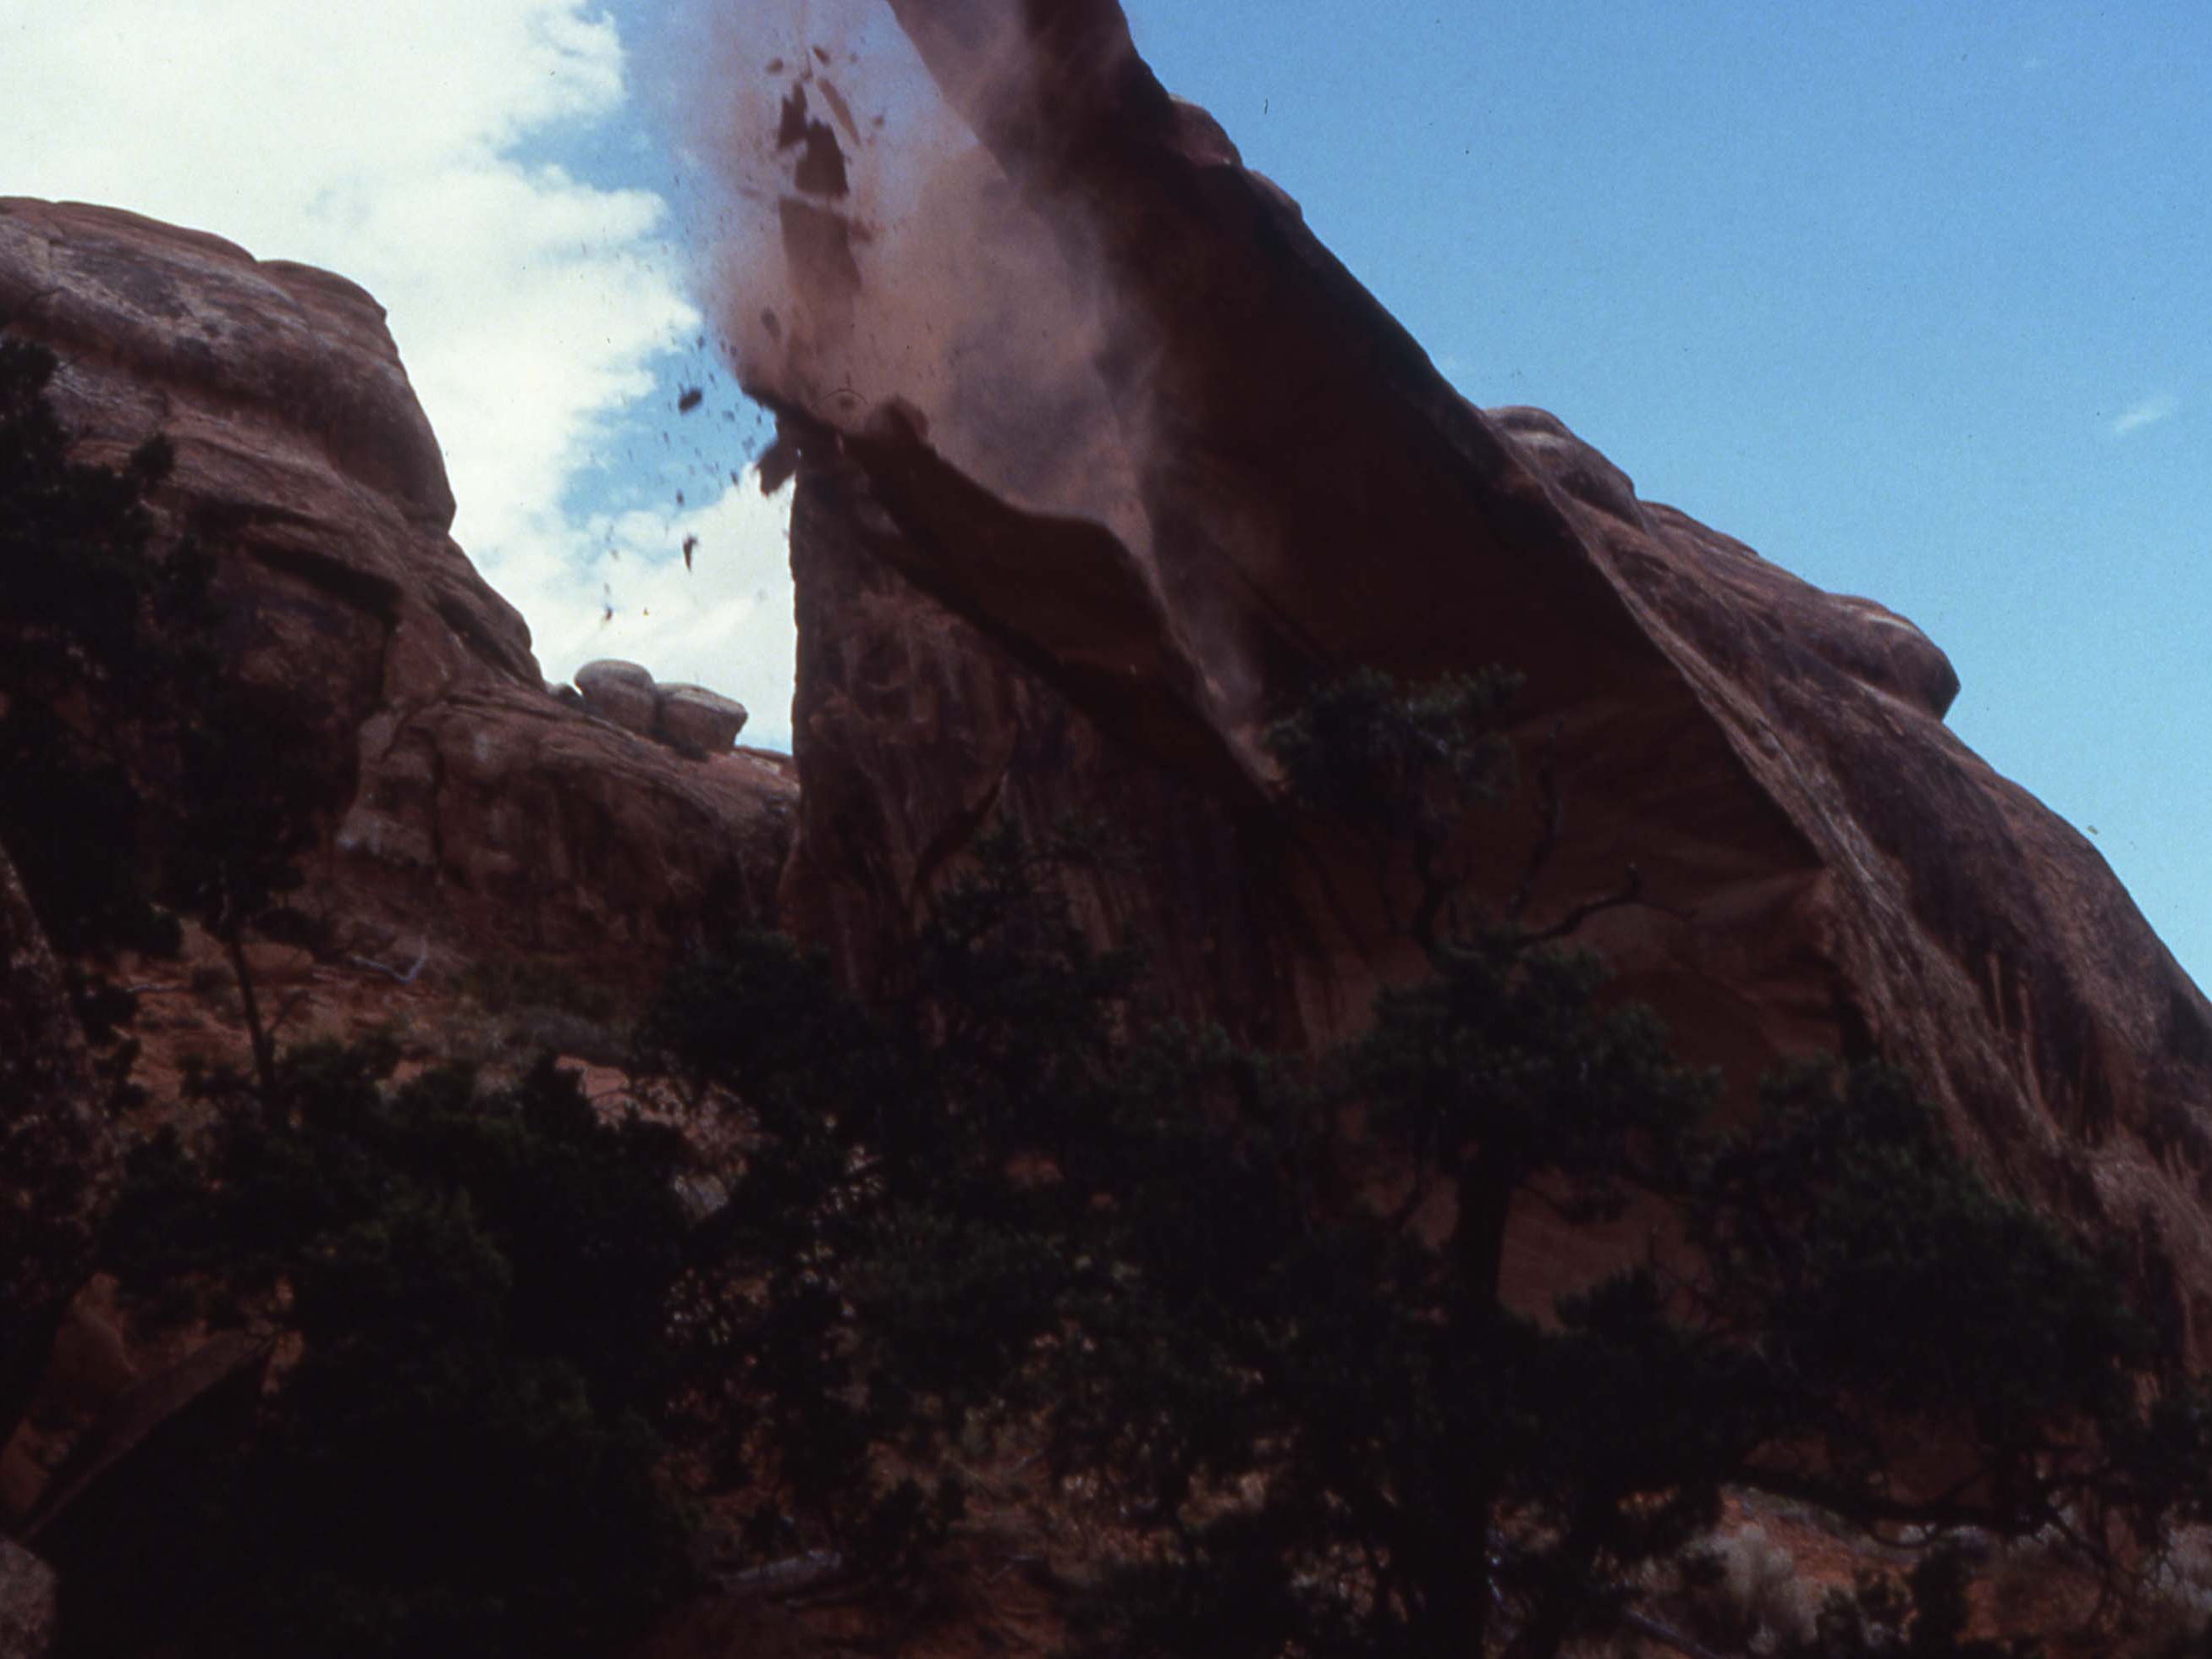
762, 2, 2212, 1338
779, 452, 1289, 1036
0, 198, 795, 978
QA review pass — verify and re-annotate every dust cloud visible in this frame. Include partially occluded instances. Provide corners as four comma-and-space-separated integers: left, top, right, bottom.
669, 0, 1155, 559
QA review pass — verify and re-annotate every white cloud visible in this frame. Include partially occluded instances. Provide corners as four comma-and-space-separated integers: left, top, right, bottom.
2110, 392, 2180, 437
518, 476, 800, 752
0, 0, 795, 742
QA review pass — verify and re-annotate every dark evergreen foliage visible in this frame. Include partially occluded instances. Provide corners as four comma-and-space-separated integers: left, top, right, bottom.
14, 309, 2204, 1657
93, 1047, 700, 1657
625, 676, 2212, 1657
1690, 1062, 2204, 1551
0, 325, 180, 962
1266, 665, 1520, 945
0, 321, 330, 1091
0, 326, 181, 1452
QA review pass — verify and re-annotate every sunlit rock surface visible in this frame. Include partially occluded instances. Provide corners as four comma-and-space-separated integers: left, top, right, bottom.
751, 1, 2212, 1342
659, 683, 751, 752
576, 659, 664, 740
0, 199, 795, 974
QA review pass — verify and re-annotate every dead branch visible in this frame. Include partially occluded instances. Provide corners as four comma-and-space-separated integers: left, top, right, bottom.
1528, 868, 1648, 944
1508, 720, 1566, 923
349, 938, 428, 985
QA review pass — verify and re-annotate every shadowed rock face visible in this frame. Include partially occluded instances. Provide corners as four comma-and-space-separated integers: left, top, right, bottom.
575, 659, 751, 753
763, 3, 2212, 1337
338, 682, 793, 973
779, 452, 1290, 1037
0, 198, 795, 978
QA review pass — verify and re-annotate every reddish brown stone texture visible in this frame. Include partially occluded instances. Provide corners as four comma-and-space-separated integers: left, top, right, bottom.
0, 198, 795, 981
338, 684, 795, 974
0, 843, 111, 1451
773, 3, 2212, 1337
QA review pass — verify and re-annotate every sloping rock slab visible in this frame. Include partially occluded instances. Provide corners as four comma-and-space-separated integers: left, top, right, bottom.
763, 2, 2212, 1347
0, 198, 536, 710
338, 682, 796, 972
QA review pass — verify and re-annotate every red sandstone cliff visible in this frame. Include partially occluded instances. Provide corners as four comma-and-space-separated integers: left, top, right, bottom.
0, 197, 795, 980
739, 0, 2212, 1341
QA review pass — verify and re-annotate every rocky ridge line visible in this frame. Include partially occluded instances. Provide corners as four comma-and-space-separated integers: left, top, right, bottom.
0, 196, 796, 980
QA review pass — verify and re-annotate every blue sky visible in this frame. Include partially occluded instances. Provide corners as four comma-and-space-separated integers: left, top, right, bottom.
5, 1, 2209, 986
1114, 0, 2212, 985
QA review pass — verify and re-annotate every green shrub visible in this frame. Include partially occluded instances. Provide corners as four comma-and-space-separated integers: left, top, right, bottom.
93, 1047, 700, 1656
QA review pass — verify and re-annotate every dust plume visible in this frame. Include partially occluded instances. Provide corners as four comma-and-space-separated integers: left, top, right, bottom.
669, 0, 1154, 557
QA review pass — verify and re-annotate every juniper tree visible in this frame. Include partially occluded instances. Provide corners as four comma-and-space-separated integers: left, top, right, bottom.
93, 1046, 700, 1657
0, 321, 329, 1099
631, 673, 2212, 1658
0, 323, 180, 968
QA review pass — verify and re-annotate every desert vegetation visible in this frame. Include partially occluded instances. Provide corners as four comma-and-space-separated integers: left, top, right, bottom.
8, 323, 2212, 1659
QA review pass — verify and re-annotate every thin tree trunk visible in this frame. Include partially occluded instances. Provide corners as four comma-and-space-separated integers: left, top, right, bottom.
1435, 1166, 1520, 1656
223, 923, 278, 1102
0, 836, 113, 1439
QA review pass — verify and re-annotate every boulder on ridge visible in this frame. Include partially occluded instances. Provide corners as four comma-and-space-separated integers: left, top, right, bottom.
0, 198, 795, 979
